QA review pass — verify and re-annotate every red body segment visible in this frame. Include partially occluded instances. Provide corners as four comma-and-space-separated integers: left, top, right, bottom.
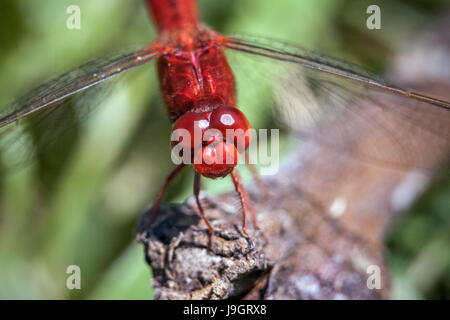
157, 45, 236, 121
146, 0, 199, 32
147, 0, 236, 122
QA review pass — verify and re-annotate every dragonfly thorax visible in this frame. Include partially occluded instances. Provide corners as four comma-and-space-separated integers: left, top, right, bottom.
157, 40, 236, 122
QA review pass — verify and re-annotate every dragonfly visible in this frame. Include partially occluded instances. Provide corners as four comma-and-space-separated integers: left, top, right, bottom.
0, 0, 449, 248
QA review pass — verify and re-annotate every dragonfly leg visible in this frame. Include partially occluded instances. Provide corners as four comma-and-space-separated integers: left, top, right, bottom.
136, 164, 186, 239
194, 172, 215, 250
231, 169, 260, 234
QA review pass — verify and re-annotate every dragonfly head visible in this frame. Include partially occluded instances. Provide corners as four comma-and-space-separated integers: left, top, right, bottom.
171, 106, 252, 178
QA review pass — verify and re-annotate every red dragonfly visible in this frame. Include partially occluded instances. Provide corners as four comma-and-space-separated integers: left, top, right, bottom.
0, 0, 449, 247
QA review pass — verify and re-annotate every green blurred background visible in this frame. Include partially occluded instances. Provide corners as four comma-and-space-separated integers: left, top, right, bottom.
0, 0, 448, 299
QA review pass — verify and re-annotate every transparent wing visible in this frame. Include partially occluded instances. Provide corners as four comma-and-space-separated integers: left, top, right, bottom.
0, 46, 159, 170
0, 47, 158, 127
222, 35, 450, 170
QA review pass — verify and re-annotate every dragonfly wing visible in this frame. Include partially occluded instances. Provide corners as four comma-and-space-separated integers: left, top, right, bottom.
0, 47, 159, 127
0, 46, 160, 170
223, 35, 450, 170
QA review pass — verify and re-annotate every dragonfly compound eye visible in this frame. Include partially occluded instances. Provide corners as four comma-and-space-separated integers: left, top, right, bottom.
209, 106, 252, 152
193, 141, 238, 178
172, 111, 210, 150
